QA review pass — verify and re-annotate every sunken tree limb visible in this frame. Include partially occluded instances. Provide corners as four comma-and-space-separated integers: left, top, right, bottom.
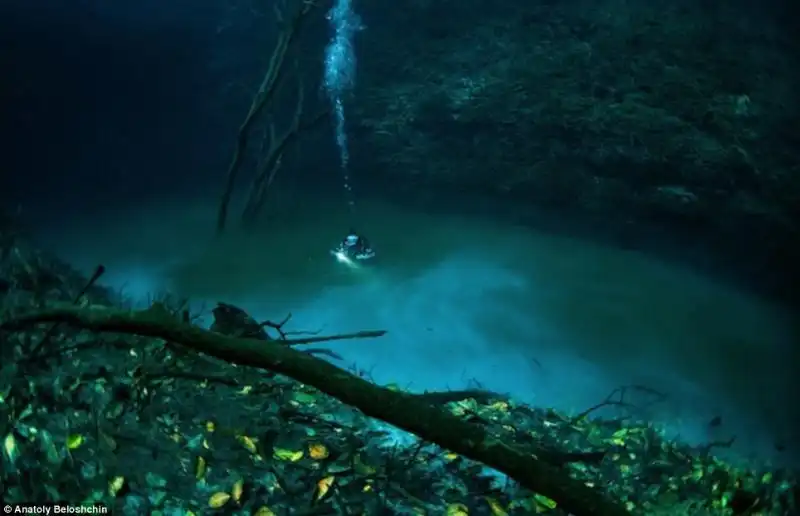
0, 304, 628, 516
216, 0, 330, 233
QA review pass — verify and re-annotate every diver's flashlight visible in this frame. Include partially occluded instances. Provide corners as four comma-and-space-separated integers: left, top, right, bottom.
334, 250, 351, 264
333, 250, 360, 269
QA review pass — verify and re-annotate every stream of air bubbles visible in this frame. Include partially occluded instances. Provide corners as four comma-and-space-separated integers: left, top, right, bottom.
324, 0, 362, 211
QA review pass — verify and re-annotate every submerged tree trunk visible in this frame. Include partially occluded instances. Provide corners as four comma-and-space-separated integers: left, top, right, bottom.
1, 303, 628, 516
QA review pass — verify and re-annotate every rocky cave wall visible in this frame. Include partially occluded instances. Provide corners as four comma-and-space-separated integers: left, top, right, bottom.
346, 0, 799, 250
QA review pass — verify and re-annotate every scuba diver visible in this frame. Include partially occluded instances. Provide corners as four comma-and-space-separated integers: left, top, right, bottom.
332, 228, 376, 262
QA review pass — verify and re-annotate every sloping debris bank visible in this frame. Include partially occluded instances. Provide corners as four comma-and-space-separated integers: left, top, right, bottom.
0, 241, 798, 515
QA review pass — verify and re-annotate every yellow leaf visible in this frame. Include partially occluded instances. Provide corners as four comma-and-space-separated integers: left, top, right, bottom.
108, 476, 125, 497
446, 503, 469, 515
273, 448, 304, 462
237, 435, 258, 454
308, 443, 329, 460
449, 398, 477, 417
488, 401, 509, 412
443, 452, 459, 461
485, 497, 508, 515
208, 492, 231, 508
205, 421, 215, 433
231, 478, 244, 503
66, 434, 83, 450
316, 476, 335, 500
533, 494, 557, 510
253, 507, 276, 516
3, 433, 18, 464
195, 456, 207, 480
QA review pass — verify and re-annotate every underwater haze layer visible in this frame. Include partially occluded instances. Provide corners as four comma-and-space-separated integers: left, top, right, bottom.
38, 193, 800, 467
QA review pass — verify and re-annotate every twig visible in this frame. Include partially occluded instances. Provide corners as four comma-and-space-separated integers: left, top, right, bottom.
259, 313, 292, 337
285, 328, 323, 336
301, 348, 344, 360
283, 330, 387, 346
570, 384, 667, 423
696, 436, 736, 455
27, 264, 105, 360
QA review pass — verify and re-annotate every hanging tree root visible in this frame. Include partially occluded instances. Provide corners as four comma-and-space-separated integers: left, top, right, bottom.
0, 304, 628, 516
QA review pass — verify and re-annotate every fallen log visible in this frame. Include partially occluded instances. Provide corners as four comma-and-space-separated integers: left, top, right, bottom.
0, 303, 628, 516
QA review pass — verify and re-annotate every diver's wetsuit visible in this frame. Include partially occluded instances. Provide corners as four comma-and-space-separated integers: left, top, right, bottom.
341, 234, 372, 259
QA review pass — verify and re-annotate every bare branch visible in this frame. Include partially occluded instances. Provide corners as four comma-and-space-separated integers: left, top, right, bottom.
216, 0, 323, 233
